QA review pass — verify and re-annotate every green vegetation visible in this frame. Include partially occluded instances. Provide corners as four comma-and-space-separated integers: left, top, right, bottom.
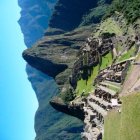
75, 52, 113, 96
104, 93, 140, 140
38, 115, 82, 140
107, 84, 120, 92
80, 5, 110, 26
80, 0, 112, 26
61, 89, 76, 103
116, 43, 123, 54
105, 0, 140, 23
104, 111, 121, 140
100, 52, 113, 70
95, 18, 123, 37
117, 45, 137, 62
47, 115, 82, 132
76, 65, 100, 96
74, 9, 137, 97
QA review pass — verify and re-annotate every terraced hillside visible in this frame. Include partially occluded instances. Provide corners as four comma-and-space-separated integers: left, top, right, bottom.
72, 14, 140, 139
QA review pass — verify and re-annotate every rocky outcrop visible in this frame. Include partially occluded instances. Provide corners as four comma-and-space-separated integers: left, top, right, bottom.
23, 50, 68, 77
50, 97, 85, 120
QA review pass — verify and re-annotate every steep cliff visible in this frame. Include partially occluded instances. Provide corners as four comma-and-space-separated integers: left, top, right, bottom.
18, 0, 83, 140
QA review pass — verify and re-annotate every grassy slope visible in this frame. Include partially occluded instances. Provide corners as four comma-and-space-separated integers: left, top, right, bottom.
104, 111, 121, 140
76, 65, 100, 96
104, 93, 140, 140
76, 52, 113, 96
100, 52, 113, 70
94, 18, 123, 37
117, 45, 137, 62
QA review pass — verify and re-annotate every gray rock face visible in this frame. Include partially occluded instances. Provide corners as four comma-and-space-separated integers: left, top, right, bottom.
50, 97, 85, 120
23, 50, 68, 77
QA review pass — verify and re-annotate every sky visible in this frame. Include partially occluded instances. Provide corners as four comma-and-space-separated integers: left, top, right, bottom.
0, 0, 38, 140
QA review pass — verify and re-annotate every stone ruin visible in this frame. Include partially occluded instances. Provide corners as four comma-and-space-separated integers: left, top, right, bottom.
94, 59, 133, 85
69, 34, 116, 89
80, 55, 136, 140
68, 30, 139, 139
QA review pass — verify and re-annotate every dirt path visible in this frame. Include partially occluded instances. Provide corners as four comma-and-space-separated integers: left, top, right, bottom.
120, 55, 140, 96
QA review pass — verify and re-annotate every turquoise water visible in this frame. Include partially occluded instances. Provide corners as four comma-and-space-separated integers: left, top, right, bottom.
0, 1, 38, 140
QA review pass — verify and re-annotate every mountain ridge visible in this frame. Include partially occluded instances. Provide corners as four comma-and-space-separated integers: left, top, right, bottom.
18, 0, 83, 140
20, 0, 140, 140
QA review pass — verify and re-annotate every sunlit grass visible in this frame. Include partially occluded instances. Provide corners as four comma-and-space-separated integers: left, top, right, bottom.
76, 52, 113, 96
95, 18, 123, 37
117, 45, 136, 62
100, 52, 113, 70
104, 93, 140, 140
76, 65, 99, 96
